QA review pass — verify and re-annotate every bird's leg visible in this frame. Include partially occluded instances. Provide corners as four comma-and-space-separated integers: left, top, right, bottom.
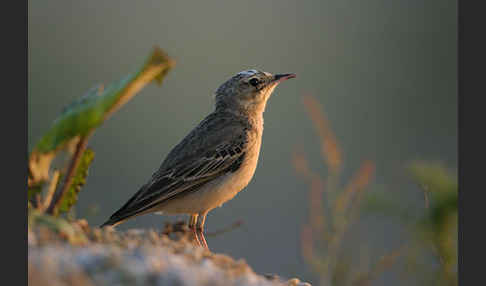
189, 214, 201, 246
196, 211, 209, 250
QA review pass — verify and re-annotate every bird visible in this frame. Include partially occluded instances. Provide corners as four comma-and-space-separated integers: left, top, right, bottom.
101, 69, 296, 249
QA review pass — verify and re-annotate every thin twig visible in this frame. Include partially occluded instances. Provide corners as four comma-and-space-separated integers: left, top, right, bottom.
46, 136, 89, 215
206, 220, 244, 237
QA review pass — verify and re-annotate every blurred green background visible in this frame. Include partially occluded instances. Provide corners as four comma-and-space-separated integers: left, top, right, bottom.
28, 1, 456, 285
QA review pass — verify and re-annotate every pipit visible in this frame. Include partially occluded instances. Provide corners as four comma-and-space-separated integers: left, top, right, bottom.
101, 69, 296, 248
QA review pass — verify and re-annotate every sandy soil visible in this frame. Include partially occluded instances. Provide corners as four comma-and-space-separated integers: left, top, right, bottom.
28, 215, 311, 286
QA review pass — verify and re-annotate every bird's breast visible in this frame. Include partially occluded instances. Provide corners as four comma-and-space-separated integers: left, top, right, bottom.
233, 130, 262, 188
200, 130, 263, 210
156, 120, 264, 215
173, 131, 262, 214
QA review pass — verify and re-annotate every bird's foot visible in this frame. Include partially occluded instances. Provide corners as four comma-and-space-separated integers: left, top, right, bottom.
196, 227, 209, 250
188, 225, 202, 247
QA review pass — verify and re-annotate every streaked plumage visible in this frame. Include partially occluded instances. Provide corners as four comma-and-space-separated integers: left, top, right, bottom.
101, 69, 295, 248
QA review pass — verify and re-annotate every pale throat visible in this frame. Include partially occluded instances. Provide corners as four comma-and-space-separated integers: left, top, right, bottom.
255, 84, 277, 113
245, 84, 277, 131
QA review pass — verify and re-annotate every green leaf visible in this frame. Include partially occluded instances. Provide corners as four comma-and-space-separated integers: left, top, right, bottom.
32, 47, 174, 154
408, 161, 457, 199
408, 161, 458, 280
57, 148, 95, 215
408, 161, 457, 230
28, 47, 174, 188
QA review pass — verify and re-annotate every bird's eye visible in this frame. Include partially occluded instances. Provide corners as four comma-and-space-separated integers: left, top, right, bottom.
249, 78, 259, 87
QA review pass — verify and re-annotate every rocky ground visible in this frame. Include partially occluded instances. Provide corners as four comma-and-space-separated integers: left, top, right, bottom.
28, 212, 311, 286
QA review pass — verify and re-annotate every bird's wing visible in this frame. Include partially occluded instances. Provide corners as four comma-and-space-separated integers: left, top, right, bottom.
107, 113, 251, 221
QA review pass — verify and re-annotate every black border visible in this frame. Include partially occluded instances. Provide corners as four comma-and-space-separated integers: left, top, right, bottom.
6, 0, 28, 284
459, 1, 485, 285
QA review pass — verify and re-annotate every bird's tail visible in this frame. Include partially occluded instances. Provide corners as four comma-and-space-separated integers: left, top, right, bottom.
100, 212, 146, 228
100, 211, 135, 228
99, 217, 123, 228
99, 219, 116, 228
99, 184, 151, 228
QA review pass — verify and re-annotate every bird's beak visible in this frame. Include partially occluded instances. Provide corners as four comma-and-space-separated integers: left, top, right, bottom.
272, 73, 297, 84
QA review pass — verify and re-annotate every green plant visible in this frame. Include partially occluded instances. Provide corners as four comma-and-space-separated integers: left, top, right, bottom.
28, 47, 175, 216
364, 161, 457, 286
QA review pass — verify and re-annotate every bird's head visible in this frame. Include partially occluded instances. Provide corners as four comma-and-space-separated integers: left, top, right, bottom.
214, 69, 296, 114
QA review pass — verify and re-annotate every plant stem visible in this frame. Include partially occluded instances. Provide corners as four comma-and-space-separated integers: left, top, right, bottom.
46, 136, 89, 215
41, 170, 60, 212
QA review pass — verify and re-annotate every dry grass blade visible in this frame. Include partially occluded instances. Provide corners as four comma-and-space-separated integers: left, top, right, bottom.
293, 148, 328, 240
301, 94, 342, 173
295, 95, 385, 286
353, 247, 403, 286
334, 161, 375, 215
301, 225, 314, 262
309, 176, 326, 239
292, 148, 314, 180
